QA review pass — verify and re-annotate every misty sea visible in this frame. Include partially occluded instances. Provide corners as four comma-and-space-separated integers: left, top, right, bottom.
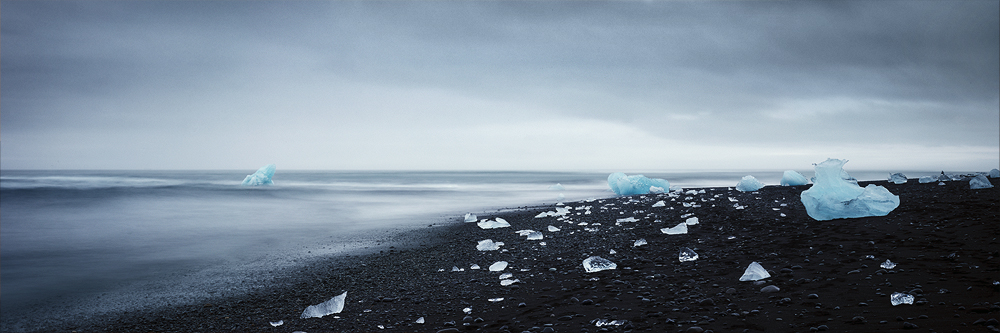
0, 168, 942, 330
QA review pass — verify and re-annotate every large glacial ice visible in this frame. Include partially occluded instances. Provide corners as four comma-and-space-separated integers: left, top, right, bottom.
607, 173, 670, 196
969, 174, 994, 189
780, 170, 809, 186
735, 175, 764, 192
242, 164, 276, 186
301, 291, 347, 318
800, 159, 900, 221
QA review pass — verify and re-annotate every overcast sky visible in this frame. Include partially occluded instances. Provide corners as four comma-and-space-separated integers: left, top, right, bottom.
2, 1, 998, 172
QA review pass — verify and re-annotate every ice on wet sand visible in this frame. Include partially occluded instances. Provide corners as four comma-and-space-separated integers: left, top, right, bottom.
678, 247, 698, 262
970, 174, 994, 189
880, 259, 896, 269
889, 173, 908, 184
735, 175, 764, 192
489, 261, 508, 271
661, 223, 688, 235
478, 218, 511, 229
526, 231, 543, 240
633, 239, 647, 247
477, 239, 502, 251
780, 170, 809, 186
800, 159, 899, 221
582, 256, 617, 273
739, 262, 771, 281
300, 291, 347, 319
548, 225, 560, 232
891, 292, 914, 306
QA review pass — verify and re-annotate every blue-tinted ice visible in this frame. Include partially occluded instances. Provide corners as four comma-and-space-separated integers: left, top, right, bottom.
780, 170, 809, 186
970, 174, 994, 189
889, 173, 907, 184
735, 175, 764, 192
607, 173, 670, 196
241, 164, 275, 186
301, 291, 347, 318
582, 256, 617, 273
739, 262, 770, 281
800, 159, 899, 221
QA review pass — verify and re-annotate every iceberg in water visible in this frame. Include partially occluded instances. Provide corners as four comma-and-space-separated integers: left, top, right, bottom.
969, 174, 994, 189
780, 170, 809, 186
242, 164, 276, 186
607, 173, 670, 196
800, 159, 900, 221
888, 173, 907, 184
735, 175, 764, 192
739, 262, 770, 281
301, 291, 347, 319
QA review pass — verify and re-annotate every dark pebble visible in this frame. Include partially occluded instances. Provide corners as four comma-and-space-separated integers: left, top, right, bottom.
685, 327, 704, 333
582, 299, 594, 305
807, 294, 819, 299
437, 329, 461, 333
902, 321, 918, 329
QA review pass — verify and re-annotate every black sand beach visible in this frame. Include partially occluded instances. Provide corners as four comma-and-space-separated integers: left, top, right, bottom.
57, 177, 999, 333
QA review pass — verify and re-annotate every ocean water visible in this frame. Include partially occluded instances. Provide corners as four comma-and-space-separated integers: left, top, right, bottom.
0, 169, 944, 330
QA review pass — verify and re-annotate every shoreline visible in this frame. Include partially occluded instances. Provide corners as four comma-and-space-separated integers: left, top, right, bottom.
40, 177, 1000, 332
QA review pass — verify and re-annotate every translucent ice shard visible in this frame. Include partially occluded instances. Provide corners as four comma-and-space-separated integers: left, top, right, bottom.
464, 213, 477, 222
463, 307, 472, 314
780, 170, 809, 186
478, 218, 511, 229
661, 223, 688, 235
415, 317, 425, 324
678, 247, 698, 262
594, 319, 627, 327
452, 266, 461, 272
300, 291, 347, 319
685, 217, 699, 225
526, 231, 543, 240
634, 239, 647, 247
489, 261, 508, 271
477, 239, 502, 251
880, 259, 896, 269
548, 225, 560, 232
270, 320, 284, 327
471, 264, 481, 270
242, 164, 276, 186
516, 230, 537, 236
607, 173, 671, 196
582, 256, 617, 273
969, 174, 994, 189
739, 262, 771, 281
735, 175, 764, 192
800, 159, 900, 221
500, 279, 520, 286
890, 292, 914, 306
499, 272, 513, 279
652, 200, 666, 207
488, 297, 504, 302
888, 173, 908, 184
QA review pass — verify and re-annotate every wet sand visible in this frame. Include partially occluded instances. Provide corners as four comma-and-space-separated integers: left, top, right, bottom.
59, 177, 999, 332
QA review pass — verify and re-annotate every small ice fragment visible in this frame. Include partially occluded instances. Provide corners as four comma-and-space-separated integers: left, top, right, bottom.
661, 223, 688, 235
489, 261, 508, 271
500, 279, 520, 286
685, 217, 699, 225
582, 256, 617, 273
990, 168, 1000, 178
678, 247, 698, 262
548, 225, 560, 232
919, 176, 936, 183
880, 259, 896, 269
616, 217, 639, 223
780, 170, 809, 186
477, 219, 511, 229
970, 174, 994, 189
464, 213, 477, 222
463, 307, 472, 314
488, 297, 504, 302
594, 319, 627, 327
415, 317, 425, 324
728, 197, 738, 202
890, 292, 914, 306
888, 173, 908, 184
539, 241, 546, 246
300, 291, 347, 319
864, 255, 875, 260
477, 239, 501, 251
652, 200, 666, 207
739, 262, 771, 281
938, 182, 946, 185
550, 183, 565, 191
609, 249, 617, 254
470, 264, 481, 270
452, 266, 461, 272
735, 175, 765, 192
516, 230, 537, 236
634, 239, 647, 247
242, 164, 276, 186
270, 320, 284, 327
499, 272, 513, 279
526, 231, 543, 240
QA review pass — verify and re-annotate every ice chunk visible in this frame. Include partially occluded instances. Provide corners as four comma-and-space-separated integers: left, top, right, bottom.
582, 256, 617, 273
452, 266, 461, 272
890, 292, 914, 306
515, 229, 537, 236
970, 174, 994, 189
616, 217, 639, 223
477, 239, 502, 251
652, 200, 666, 207
739, 262, 771, 281
549, 183, 565, 191
918, 176, 936, 183
800, 159, 900, 221
415, 317, 425, 324
499, 272, 513, 279
735, 175, 764, 192
607, 173, 671, 196
478, 218, 511, 229
500, 279, 520, 286
526, 231, 543, 240
685, 217, 699, 225
609, 249, 616, 254
270, 320, 284, 327
470, 264, 481, 270
241, 164, 276, 186
489, 261, 508, 271
488, 297, 504, 302
463, 307, 472, 314
300, 291, 347, 319
660, 222, 688, 235
678, 247, 698, 262
990, 168, 1000, 178
780, 170, 809, 186
880, 259, 896, 269
464, 213, 477, 222
633, 238, 647, 247
594, 319, 627, 327
548, 225, 560, 232
888, 173, 908, 184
